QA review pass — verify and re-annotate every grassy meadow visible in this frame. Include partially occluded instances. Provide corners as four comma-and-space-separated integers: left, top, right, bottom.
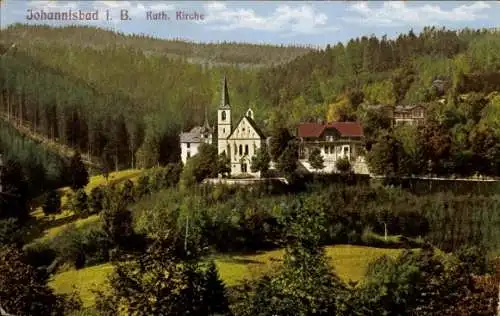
26, 169, 145, 244
49, 245, 405, 308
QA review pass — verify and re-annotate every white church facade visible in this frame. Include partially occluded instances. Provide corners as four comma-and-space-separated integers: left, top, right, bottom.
180, 76, 266, 177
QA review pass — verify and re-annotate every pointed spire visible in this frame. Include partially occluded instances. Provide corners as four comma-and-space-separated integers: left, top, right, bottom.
203, 105, 210, 129
220, 75, 230, 108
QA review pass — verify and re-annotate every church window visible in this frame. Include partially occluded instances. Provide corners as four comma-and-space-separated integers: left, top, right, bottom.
223, 128, 225, 134
239, 145, 243, 156
187, 152, 191, 159
241, 163, 247, 173
234, 144, 237, 156
221, 111, 226, 121
245, 145, 248, 155
186, 143, 190, 149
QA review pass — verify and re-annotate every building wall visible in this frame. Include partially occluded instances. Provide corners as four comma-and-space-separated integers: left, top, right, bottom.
299, 156, 369, 174
226, 116, 265, 177
218, 108, 231, 156
299, 141, 366, 173
180, 136, 213, 165
180, 142, 201, 165
228, 138, 264, 177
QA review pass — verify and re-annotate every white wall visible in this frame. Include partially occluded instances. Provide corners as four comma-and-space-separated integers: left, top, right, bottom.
180, 142, 200, 165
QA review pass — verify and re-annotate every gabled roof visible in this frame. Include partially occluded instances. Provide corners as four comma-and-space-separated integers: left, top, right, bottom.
395, 104, 426, 112
297, 122, 364, 138
180, 125, 213, 143
227, 115, 266, 140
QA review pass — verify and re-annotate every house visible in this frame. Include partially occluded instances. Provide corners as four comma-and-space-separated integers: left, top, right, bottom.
179, 113, 213, 164
216, 76, 266, 177
364, 104, 426, 126
392, 105, 426, 126
179, 76, 266, 177
296, 122, 368, 173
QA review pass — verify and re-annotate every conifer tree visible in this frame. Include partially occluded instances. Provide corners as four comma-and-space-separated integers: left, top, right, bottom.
42, 190, 61, 215
308, 147, 325, 171
69, 151, 88, 191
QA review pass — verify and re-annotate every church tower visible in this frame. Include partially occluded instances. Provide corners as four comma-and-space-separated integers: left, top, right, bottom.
217, 75, 231, 156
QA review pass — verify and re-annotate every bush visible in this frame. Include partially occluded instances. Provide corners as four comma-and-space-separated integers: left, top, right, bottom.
43, 190, 62, 215
23, 241, 58, 268
455, 245, 490, 275
335, 157, 352, 173
88, 186, 105, 214
120, 180, 135, 204
0, 218, 24, 246
0, 246, 81, 315
71, 189, 88, 215
48, 222, 113, 269
135, 175, 150, 198
80, 227, 113, 266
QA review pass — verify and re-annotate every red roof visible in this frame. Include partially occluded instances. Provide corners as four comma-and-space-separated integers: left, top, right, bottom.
297, 122, 364, 138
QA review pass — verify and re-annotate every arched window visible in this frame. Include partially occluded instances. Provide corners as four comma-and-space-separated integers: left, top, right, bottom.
234, 144, 237, 156
239, 144, 243, 156
244, 145, 249, 155
221, 111, 226, 121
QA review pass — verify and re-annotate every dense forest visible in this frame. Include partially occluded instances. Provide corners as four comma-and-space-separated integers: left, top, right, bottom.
1, 25, 500, 181
1, 24, 500, 316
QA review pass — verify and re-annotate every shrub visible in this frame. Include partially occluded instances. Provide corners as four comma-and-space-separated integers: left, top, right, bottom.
135, 175, 150, 198
335, 157, 352, 173
0, 246, 81, 315
0, 218, 24, 246
71, 189, 88, 215
88, 186, 105, 214
120, 179, 135, 204
455, 245, 490, 275
43, 190, 62, 216
23, 241, 58, 268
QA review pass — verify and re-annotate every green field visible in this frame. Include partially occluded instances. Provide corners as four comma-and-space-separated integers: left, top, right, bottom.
50, 245, 404, 308
28, 169, 145, 243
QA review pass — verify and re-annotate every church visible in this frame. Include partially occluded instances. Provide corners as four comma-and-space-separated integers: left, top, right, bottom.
179, 76, 266, 177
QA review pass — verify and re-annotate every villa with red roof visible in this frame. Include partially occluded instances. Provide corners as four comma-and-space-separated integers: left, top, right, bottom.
296, 121, 369, 174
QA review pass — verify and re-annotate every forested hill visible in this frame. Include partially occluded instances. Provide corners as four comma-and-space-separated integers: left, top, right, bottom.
1, 24, 314, 67
260, 27, 500, 123
0, 25, 499, 178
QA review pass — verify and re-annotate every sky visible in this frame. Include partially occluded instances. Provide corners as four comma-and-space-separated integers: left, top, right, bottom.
1, 1, 500, 46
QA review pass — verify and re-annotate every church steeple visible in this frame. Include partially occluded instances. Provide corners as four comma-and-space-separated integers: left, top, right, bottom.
217, 75, 232, 152
220, 75, 230, 108
202, 105, 210, 129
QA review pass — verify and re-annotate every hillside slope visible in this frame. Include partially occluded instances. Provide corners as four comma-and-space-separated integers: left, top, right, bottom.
1, 24, 314, 67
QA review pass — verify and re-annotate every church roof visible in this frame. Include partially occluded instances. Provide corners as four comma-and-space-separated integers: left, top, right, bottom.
227, 114, 266, 140
297, 122, 364, 138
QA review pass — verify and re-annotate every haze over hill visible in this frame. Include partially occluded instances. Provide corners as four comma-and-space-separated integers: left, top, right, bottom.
1, 25, 314, 68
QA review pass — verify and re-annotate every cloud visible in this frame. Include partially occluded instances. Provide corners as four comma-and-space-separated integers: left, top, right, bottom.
27, 1, 78, 9
202, 2, 339, 35
343, 1, 492, 27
